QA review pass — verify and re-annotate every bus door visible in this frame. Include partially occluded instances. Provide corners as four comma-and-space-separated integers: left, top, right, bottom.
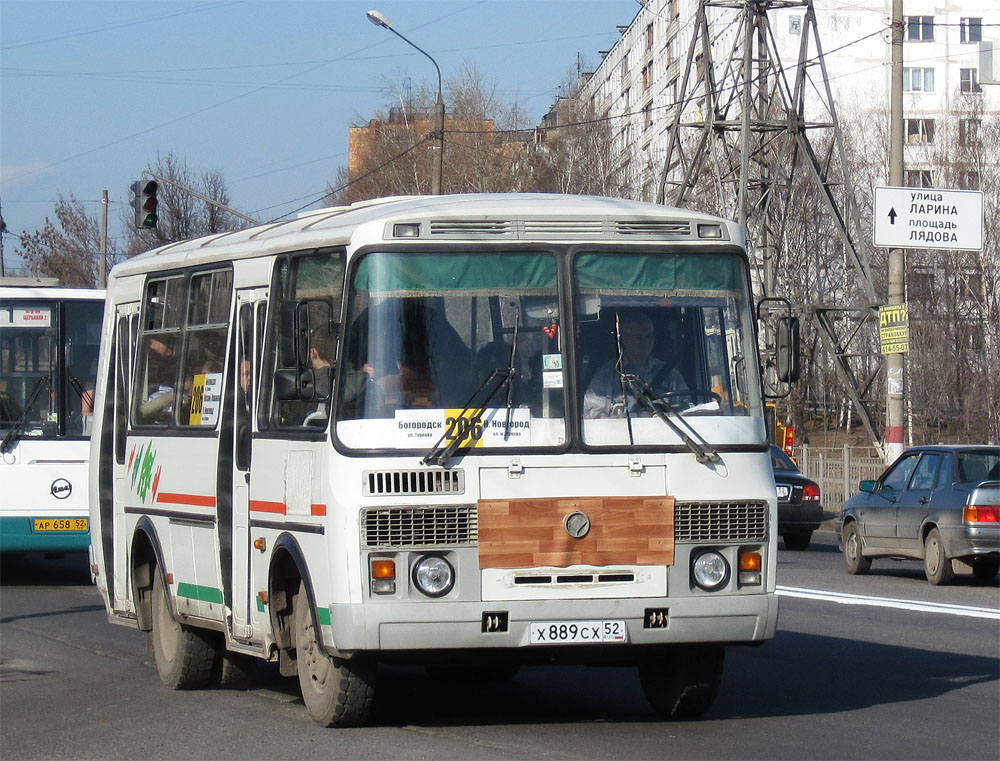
111, 302, 139, 609
230, 288, 267, 638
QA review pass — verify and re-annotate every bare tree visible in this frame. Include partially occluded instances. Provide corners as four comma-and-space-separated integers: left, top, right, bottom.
333, 64, 626, 204
525, 70, 627, 197
15, 195, 118, 287
334, 65, 535, 204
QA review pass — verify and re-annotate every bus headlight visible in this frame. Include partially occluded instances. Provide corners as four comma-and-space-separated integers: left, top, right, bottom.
692, 551, 729, 591
412, 555, 455, 597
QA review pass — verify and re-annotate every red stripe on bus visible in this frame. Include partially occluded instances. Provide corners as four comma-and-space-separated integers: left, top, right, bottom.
250, 500, 286, 514
311, 504, 326, 516
156, 492, 216, 507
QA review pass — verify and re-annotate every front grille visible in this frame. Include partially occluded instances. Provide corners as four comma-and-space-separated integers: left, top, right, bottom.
674, 501, 767, 542
521, 219, 604, 237
363, 469, 464, 496
430, 220, 512, 236
362, 505, 478, 549
616, 220, 691, 236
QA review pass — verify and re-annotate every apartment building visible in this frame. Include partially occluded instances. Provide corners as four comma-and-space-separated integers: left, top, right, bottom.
577, 0, 998, 200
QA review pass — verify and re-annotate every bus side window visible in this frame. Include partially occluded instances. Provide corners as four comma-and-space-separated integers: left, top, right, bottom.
114, 317, 129, 464
135, 277, 184, 426
263, 249, 344, 430
178, 270, 232, 428
235, 303, 253, 471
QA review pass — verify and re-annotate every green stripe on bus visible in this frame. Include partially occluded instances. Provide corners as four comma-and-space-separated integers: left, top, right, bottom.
317, 607, 331, 626
176, 582, 224, 604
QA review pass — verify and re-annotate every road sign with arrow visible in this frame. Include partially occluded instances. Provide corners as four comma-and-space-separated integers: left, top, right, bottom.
873, 186, 983, 251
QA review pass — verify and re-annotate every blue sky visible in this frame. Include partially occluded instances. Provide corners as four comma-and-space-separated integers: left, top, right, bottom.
1, 0, 637, 260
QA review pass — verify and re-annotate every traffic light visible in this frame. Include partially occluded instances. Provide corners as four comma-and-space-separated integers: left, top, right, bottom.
130, 180, 158, 228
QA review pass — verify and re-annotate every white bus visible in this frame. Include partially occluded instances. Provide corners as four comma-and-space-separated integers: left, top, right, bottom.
89, 194, 788, 726
1, 281, 105, 553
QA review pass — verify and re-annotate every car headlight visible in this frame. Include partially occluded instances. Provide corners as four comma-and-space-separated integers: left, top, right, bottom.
692, 551, 729, 591
412, 555, 455, 597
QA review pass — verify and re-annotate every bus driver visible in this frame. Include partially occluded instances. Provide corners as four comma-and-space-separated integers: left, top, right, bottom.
583, 312, 686, 418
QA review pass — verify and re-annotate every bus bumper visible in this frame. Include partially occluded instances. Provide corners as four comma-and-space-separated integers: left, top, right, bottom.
325, 592, 778, 655
0, 517, 91, 553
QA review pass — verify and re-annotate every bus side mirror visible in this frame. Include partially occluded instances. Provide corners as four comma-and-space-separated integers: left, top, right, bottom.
278, 301, 311, 370
776, 316, 800, 383
299, 366, 332, 403
273, 368, 300, 401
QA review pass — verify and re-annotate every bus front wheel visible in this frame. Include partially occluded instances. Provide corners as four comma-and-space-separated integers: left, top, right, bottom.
295, 581, 374, 727
637, 644, 724, 719
150, 572, 217, 689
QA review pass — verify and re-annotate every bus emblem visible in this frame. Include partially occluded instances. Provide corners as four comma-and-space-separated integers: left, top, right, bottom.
50, 478, 72, 499
564, 511, 591, 539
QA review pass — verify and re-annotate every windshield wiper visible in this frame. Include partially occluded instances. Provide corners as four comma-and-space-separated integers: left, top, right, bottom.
1, 376, 51, 455
622, 374, 721, 465
502, 315, 519, 441
421, 364, 514, 467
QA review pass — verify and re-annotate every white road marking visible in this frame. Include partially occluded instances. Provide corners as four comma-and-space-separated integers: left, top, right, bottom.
776, 585, 1000, 620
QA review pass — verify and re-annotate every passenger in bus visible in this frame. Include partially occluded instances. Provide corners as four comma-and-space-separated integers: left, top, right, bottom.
138, 338, 176, 422
373, 339, 438, 411
583, 312, 686, 418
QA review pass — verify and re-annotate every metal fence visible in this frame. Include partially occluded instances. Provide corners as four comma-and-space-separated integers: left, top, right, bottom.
791, 445, 886, 516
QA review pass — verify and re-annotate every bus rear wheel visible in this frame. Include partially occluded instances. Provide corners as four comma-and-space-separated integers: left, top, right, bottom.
150, 572, 217, 689
637, 644, 724, 719
295, 581, 374, 727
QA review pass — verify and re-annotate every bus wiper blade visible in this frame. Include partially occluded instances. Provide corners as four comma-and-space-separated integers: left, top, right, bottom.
421, 366, 514, 467
623, 375, 721, 465
502, 317, 519, 441
1, 376, 50, 455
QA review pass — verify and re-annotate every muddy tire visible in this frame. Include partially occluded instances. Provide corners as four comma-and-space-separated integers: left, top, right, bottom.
295, 581, 374, 727
149, 573, 216, 689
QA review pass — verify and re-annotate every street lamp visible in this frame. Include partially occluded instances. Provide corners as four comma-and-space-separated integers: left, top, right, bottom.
366, 9, 445, 195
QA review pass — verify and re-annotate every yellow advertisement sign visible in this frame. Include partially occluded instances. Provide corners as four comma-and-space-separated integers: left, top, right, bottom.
879, 304, 909, 355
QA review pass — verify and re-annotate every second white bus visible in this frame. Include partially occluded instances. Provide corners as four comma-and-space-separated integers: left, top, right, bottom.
89, 194, 787, 725
1, 281, 105, 553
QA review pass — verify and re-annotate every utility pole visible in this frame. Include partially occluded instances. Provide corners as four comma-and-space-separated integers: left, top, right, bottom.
99, 190, 108, 288
0, 197, 6, 278
885, 0, 905, 464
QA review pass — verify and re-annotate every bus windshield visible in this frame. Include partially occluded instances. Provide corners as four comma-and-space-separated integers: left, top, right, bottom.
1, 299, 104, 440
336, 251, 564, 451
335, 248, 763, 452
575, 251, 762, 447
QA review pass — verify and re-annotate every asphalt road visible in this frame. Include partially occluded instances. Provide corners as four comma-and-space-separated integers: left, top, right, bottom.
2, 532, 997, 760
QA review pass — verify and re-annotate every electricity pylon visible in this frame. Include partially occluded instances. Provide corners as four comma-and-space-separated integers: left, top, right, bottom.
657, 0, 885, 451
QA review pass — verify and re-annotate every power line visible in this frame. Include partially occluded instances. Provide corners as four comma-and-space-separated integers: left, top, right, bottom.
268, 136, 434, 221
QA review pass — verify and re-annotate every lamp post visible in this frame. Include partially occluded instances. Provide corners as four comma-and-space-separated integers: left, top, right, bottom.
366, 9, 444, 195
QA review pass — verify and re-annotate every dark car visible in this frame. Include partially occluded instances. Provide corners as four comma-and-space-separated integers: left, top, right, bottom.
771, 445, 823, 550
837, 445, 1000, 585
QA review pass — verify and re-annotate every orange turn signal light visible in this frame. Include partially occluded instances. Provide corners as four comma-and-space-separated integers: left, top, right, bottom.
371, 559, 396, 579
739, 551, 762, 572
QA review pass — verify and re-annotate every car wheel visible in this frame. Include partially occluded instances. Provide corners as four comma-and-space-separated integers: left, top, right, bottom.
972, 557, 999, 581
782, 532, 812, 551
637, 644, 724, 719
295, 581, 375, 727
923, 528, 955, 586
842, 522, 871, 575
